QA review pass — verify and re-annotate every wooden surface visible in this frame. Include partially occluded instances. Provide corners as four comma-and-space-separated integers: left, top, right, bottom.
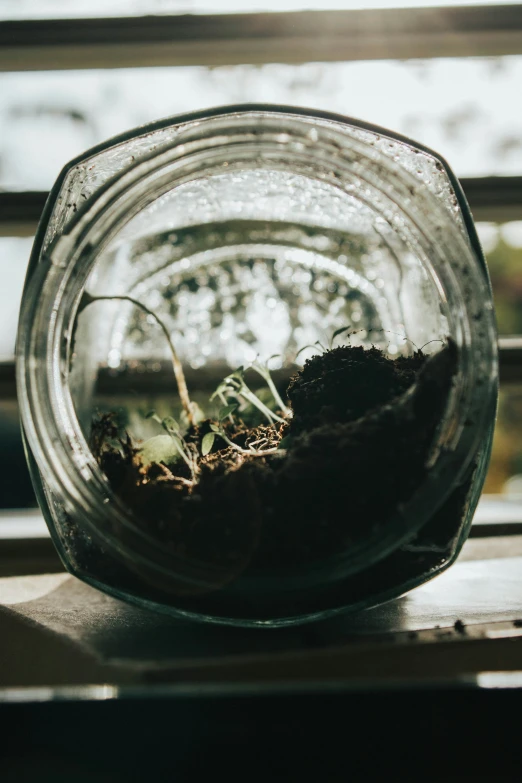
2, 552, 522, 689
2, 527, 522, 783
2, 499, 522, 688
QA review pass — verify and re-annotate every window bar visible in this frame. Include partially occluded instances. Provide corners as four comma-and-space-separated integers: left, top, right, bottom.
1, 5, 522, 72
1, 178, 521, 237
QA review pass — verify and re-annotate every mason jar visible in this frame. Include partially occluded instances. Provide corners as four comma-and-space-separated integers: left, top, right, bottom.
17, 105, 498, 626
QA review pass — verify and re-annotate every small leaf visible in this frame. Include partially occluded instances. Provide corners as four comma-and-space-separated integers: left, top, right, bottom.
296, 344, 320, 360
170, 432, 185, 447
227, 366, 244, 383
278, 435, 292, 450
219, 403, 238, 421
139, 435, 181, 466
161, 416, 179, 434
210, 423, 221, 433
145, 410, 156, 419
210, 381, 229, 401
201, 432, 215, 456
332, 325, 350, 342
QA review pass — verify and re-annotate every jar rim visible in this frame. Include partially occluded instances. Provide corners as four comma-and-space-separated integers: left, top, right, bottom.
27, 104, 488, 283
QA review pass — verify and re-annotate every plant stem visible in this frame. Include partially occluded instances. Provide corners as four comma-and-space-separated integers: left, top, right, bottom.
217, 430, 278, 457
218, 391, 235, 424
169, 434, 195, 472
240, 385, 286, 425
156, 462, 194, 488
265, 376, 290, 417
81, 293, 196, 427
251, 364, 291, 416
224, 374, 285, 426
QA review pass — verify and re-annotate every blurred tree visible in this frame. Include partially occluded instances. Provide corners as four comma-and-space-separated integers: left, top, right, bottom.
487, 234, 522, 335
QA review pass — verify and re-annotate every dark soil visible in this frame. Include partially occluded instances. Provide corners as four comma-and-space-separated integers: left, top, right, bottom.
88, 339, 460, 608
285, 343, 425, 436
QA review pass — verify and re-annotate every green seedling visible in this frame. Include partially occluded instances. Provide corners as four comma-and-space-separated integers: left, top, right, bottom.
79, 292, 198, 428
80, 292, 294, 474
295, 326, 355, 362
211, 366, 286, 428
202, 422, 279, 458
295, 340, 327, 361
250, 356, 291, 417
144, 410, 198, 480
218, 403, 238, 426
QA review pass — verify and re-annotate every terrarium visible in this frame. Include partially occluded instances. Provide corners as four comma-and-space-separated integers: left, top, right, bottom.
17, 105, 498, 626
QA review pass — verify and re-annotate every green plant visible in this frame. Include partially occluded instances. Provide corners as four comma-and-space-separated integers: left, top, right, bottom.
250, 355, 291, 417
143, 411, 199, 482
79, 292, 291, 469
295, 326, 444, 363
202, 422, 280, 457
78, 292, 199, 427
211, 365, 286, 427
295, 325, 353, 360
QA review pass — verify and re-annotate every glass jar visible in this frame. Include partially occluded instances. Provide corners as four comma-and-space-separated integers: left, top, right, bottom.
17, 105, 497, 626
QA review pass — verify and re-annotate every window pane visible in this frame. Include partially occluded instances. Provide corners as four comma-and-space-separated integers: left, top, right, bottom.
0, 237, 32, 361
484, 384, 522, 495
1, 0, 520, 20
1, 57, 521, 189
478, 221, 522, 335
